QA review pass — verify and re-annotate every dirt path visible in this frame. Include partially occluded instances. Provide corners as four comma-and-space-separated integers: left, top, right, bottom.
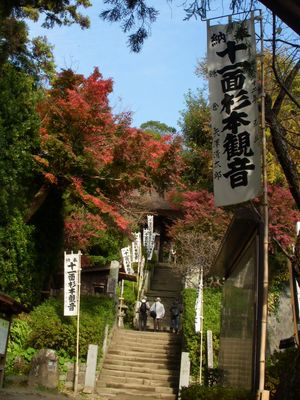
0, 387, 106, 400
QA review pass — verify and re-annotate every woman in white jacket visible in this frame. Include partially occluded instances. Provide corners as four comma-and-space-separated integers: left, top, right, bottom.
150, 297, 165, 331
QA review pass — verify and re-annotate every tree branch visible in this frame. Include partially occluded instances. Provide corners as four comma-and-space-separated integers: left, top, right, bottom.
272, 13, 300, 113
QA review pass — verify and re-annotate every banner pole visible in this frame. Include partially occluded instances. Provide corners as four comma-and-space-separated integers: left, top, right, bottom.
257, 9, 269, 400
199, 266, 204, 385
74, 251, 82, 395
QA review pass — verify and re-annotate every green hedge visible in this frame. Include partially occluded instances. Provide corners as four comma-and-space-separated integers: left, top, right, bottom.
6, 295, 116, 374
182, 287, 221, 379
180, 385, 254, 400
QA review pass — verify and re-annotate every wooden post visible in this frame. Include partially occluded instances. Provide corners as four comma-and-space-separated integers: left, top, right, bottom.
74, 251, 82, 395
257, 10, 270, 400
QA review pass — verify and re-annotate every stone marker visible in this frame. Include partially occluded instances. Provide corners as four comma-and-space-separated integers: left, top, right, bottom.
28, 349, 59, 389
83, 344, 98, 394
178, 352, 190, 392
207, 330, 214, 369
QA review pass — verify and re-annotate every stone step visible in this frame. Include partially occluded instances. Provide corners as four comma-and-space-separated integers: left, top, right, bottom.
105, 354, 180, 366
112, 337, 181, 346
108, 345, 181, 355
99, 374, 177, 387
104, 358, 180, 371
106, 351, 179, 362
101, 363, 179, 376
112, 334, 181, 346
97, 388, 177, 400
97, 381, 176, 394
100, 368, 179, 382
114, 329, 180, 339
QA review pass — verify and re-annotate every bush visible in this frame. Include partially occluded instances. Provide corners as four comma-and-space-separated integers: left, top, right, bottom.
6, 295, 116, 374
180, 384, 254, 400
182, 287, 221, 379
121, 280, 138, 327
266, 348, 298, 399
6, 316, 36, 375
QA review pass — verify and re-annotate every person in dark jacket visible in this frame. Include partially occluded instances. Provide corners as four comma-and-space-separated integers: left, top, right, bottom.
170, 299, 183, 334
138, 296, 150, 331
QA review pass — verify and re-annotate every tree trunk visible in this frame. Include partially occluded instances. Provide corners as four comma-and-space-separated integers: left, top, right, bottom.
265, 95, 300, 210
25, 184, 51, 222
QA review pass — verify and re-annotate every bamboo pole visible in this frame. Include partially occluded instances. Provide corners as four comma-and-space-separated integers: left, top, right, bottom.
74, 251, 82, 395
257, 10, 269, 400
199, 266, 204, 385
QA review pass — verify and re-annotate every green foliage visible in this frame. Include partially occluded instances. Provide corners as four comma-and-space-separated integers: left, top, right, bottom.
122, 281, 138, 327
140, 120, 176, 137
0, 213, 38, 306
6, 316, 36, 375
178, 89, 212, 190
180, 384, 254, 400
182, 287, 221, 378
0, 63, 40, 221
268, 252, 290, 315
6, 295, 116, 375
266, 348, 298, 398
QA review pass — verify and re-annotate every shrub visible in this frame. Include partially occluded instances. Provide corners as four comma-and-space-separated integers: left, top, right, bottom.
121, 280, 138, 327
6, 295, 116, 374
6, 316, 36, 375
180, 384, 254, 400
182, 287, 221, 379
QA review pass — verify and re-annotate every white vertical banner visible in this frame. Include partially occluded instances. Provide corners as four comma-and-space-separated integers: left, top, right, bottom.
207, 18, 261, 207
195, 268, 203, 333
147, 215, 154, 235
121, 246, 134, 275
147, 232, 157, 261
64, 251, 81, 316
143, 228, 149, 248
132, 232, 141, 263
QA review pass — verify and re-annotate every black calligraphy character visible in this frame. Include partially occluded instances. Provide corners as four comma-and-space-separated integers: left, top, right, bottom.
68, 302, 76, 311
214, 149, 220, 159
214, 160, 221, 168
214, 138, 220, 148
214, 171, 222, 180
67, 261, 76, 271
216, 41, 248, 63
223, 131, 254, 160
223, 156, 255, 188
211, 32, 226, 47
212, 102, 219, 111
214, 127, 220, 136
222, 111, 250, 134
220, 68, 245, 93
232, 90, 251, 111
221, 93, 234, 114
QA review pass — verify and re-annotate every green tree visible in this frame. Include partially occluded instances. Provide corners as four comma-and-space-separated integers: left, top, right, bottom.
0, 63, 42, 305
140, 120, 177, 137
179, 89, 212, 190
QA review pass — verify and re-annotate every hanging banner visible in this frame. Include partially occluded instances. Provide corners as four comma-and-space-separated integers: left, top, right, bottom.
207, 18, 261, 206
132, 232, 141, 263
147, 215, 154, 234
121, 246, 134, 275
195, 270, 203, 333
64, 251, 81, 316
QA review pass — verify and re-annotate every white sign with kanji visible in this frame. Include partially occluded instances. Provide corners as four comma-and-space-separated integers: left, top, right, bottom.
64, 251, 81, 316
208, 18, 261, 206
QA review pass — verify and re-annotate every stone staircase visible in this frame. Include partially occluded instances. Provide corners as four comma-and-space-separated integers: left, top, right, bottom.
96, 329, 181, 399
96, 263, 183, 399
146, 263, 182, 331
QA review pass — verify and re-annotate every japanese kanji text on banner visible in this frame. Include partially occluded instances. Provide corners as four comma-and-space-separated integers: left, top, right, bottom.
207, 18, 261, 207
64, 251, 81, 316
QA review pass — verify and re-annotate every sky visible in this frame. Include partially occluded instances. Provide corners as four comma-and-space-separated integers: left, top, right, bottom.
28, 1, 212, 131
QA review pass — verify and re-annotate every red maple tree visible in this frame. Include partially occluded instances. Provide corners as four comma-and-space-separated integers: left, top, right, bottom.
33, 67, 183, 249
